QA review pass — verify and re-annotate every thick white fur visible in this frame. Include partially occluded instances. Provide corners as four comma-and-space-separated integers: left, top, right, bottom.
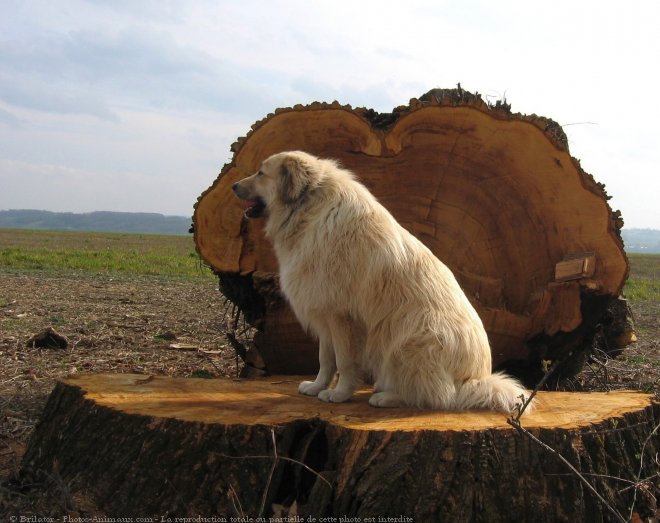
233, 151, 532, 413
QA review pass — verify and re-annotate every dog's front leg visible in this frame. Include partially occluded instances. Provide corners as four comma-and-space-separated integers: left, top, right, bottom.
317, 318, 359, 403
298, 335, 336, 396
317, 368, 358, 403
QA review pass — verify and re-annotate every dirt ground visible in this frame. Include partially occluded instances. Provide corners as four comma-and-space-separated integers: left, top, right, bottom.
0, 268, 658, 518
0, 270, 240, 514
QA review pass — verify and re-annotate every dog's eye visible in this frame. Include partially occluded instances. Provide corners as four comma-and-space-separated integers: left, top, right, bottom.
257, 170, 265, 177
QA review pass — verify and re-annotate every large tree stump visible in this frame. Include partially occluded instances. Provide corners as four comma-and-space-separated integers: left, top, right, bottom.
193, 88, 632, 383
22, 374, 659, 521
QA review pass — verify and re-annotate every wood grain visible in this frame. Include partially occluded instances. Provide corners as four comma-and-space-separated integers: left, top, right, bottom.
69, 373, 652, 431
193, 88, 630, 378
21, 373, 659, 520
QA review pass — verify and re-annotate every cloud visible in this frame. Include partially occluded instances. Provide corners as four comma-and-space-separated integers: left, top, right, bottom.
0, 156, 189, 215
0, 106, 22, 128
0, 15, 285, 120
0, 107, 250, 216
0, 73, 120, 121
0, 33, 121, 120
0, 0, 658, 227
83, 0, 188, 23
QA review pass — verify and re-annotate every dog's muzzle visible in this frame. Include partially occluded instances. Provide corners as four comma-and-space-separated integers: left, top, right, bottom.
232, 182, 266, 219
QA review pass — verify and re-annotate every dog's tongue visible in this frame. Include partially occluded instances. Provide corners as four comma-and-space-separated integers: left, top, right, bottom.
244, 199, 258, 210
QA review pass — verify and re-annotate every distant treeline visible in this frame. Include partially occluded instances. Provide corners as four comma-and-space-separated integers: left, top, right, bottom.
622, 228, 660, 254
0, 209, 658, 250
0, 209, 192, 236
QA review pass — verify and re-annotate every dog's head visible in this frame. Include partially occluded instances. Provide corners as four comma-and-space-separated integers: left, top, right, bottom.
232, 151, 323, 219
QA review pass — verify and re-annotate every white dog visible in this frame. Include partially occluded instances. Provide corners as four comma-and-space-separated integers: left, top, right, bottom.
232, 151, 531, 412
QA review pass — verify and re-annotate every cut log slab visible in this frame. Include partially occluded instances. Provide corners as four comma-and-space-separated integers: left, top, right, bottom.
193, 88, 631, 382
22, 374, 659, 521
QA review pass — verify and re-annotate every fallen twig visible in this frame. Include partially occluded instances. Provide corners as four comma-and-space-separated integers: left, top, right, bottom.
227, 482, 245, 517
220, 427, 332, 517
628, 420, 660, 522
507, 351, 657, 523
220, 448, 332, 489
259, 429, 279, 517
512, 357, 563, 421
507, 417, 627, 523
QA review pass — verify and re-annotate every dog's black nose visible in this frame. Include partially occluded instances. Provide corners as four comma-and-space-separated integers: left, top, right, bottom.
232, 182, 238, 193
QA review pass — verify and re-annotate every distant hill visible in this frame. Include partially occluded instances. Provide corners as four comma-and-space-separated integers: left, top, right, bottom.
0, 209, 192, 235
1, 210, 658, 250
621, 228, 660, 254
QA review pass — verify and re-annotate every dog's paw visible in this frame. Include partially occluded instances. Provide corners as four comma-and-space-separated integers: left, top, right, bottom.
318, 388, 352, 403
298, 380, 325, 396
369, 391, 404, 408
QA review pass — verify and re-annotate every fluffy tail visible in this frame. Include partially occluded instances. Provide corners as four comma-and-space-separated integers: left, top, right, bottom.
454, 372, 534, 415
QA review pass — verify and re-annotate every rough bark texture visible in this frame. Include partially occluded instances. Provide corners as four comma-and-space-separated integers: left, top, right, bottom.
193, 88, 631, 383
22, 374, 658, 521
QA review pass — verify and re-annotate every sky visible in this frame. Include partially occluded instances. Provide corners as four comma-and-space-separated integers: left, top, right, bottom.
0, 0, 659, 229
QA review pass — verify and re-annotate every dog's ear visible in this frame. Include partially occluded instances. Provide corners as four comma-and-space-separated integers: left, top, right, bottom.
280, 155, 315, 203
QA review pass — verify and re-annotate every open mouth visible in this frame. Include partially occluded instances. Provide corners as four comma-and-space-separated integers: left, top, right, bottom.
243, 197, 266, 219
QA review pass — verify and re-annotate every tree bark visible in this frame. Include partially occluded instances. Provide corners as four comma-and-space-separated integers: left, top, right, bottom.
193, 88, 631, 383
22, 374, 658, 521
